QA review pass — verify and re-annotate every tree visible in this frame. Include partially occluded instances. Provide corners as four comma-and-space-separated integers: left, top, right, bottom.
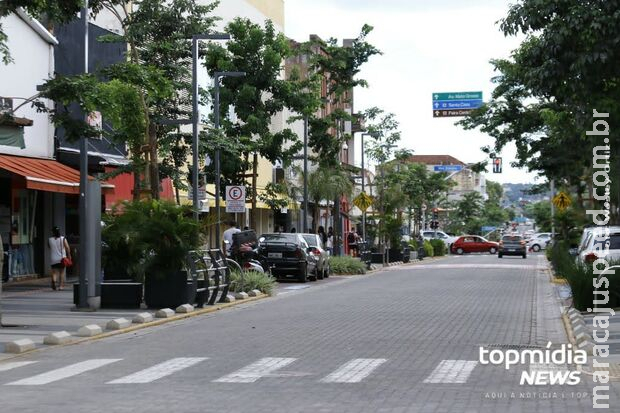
37, 0, 219, 200
448, 192, 485, 235
306, 166, 353, 231
459, 0, 620, 224
203, 17, 319, 228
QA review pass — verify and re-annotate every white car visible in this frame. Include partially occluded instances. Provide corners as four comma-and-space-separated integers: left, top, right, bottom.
578, 226, 620, 265
422, 230, 458, 247
527, 233, 552, 252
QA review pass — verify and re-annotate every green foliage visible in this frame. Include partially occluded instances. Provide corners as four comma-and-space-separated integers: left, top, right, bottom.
423, 240, 434, 258
429, 239, 447, 256
408, 238, 419, 250
229, 270, 276, 296
548, 241, 620, 311
258, 182, 290, 213
329, 256, 366, 275
103, 200, 201, 281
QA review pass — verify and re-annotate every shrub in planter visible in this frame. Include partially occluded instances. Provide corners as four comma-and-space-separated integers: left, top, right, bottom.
423, 240, 434, 257
104, 200, 201, 308
230, 270, 277, 296
429, 239, 447, 256
329, 256, 366, 275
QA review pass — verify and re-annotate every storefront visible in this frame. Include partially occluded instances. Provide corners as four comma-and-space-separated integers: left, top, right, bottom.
0, 154, 113, 280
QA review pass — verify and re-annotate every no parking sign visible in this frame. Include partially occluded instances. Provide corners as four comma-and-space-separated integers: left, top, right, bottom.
225, 185, 246, 213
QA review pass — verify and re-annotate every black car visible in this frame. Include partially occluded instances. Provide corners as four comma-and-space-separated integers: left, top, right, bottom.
498, 234, 527, 258
258, 233, 319, 282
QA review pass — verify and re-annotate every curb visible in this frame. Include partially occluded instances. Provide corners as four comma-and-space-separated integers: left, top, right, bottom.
1, 292, 267, 359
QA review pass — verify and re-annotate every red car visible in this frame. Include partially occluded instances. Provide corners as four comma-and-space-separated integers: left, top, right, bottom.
450, 235, 499, 255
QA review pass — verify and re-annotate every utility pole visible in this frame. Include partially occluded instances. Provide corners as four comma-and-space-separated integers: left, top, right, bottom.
550, 179, 556, 239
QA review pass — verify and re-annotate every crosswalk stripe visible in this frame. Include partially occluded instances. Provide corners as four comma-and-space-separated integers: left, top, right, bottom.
107, 357, 208, 384
6, 359, 122, 386
213, 357, 296, 383
423, 360, 478, 384
0, 361, 37, 372
320, 358, 387, 383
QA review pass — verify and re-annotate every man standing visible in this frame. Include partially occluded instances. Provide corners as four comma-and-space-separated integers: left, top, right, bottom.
222, 221, 241, 256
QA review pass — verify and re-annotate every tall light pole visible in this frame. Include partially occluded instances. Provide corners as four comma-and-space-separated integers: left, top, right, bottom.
191, 33, 230, 221
213, 71, 245, 250
77, 2, 89, 309
360, 132, 373, 243
303, 115, 309, 232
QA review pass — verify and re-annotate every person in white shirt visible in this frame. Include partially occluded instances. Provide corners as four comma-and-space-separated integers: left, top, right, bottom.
48, 226, 71, 290
222, 221, 241, 256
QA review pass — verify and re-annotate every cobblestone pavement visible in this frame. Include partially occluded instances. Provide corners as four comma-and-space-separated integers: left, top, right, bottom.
0, 253, 617, 412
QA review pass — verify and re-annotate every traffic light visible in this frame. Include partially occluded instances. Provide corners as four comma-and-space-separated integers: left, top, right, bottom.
492, 157, 502, 173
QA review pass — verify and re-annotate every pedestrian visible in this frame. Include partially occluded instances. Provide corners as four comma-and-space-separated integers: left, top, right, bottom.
347, 228, 358, 257
48, 226, 71, 290
223, 221, 241, 256
326, 226, 334, 256
290, 227, 296, 233
317, 226, 327, 246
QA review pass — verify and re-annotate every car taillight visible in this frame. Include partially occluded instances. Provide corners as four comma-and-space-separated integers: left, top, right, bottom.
312, 249, 321, 256
295, 248, 303, 258
499, 241, 503, 247
243, 262, 252, 269
585, 253, 598, 263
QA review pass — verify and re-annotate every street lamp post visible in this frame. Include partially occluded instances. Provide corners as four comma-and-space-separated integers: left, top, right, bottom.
303, 115, 309, 232
191, 33, 230, 221
213, 71, 245, 250
360, 133, 372, 243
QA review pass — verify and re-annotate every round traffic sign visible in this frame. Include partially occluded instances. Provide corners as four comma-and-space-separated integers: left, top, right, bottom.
227, 186, 243, 200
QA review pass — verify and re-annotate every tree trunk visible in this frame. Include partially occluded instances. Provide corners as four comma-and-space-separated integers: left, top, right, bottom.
149, 123, 160, 200
251, 153, 258, 230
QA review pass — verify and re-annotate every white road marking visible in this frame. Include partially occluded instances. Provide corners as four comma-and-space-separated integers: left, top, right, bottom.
6, 359, 122, 385
423, 360, 478, 384
320, 358, 387, 383
107, 357, 208, 384
0, 361, 37, 372
213, 357, 296, 383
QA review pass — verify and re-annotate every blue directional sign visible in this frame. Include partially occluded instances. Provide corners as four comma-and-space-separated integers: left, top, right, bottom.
432, 91, 483, 118
432, 99, 483, 110
433, 165, 463, 172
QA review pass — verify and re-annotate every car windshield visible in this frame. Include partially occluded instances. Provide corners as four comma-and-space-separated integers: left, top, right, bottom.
261, 233, 298, 243
302, 235, 318, 246
502, 235, 522, 242
592, 233, 620, 250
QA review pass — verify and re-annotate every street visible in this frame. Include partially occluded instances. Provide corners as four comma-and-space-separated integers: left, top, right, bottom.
1, 254, 615, 412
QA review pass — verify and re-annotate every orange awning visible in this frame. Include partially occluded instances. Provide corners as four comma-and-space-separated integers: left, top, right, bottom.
0, 154, 114, 195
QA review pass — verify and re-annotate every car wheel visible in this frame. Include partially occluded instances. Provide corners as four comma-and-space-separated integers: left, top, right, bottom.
489, 247, 497, 254
522, 254, 527, 259
317, 266, 325, 280
532, 244, 541, 252
298, 262, 308, 283
456, 248, 464, 255
324, 265, 330, 278
498, 253, 503, 258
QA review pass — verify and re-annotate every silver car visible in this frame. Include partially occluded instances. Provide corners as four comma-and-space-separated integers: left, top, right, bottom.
301, 233, 330, 279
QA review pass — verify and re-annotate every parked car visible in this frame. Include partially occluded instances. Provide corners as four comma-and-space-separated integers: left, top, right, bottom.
450, 236, 499, 255
527, 232, 552, 252
577, 226, 620, 265
422, 230, 458, 247
258, 233, 319, 282
300, 233, 330, 279
499, 234, 527, 259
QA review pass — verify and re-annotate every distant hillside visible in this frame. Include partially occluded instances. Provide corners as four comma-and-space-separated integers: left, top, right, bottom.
501, 183, 550, 208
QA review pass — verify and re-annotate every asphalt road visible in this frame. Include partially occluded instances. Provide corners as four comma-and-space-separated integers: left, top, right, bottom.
0, 253, 617, 412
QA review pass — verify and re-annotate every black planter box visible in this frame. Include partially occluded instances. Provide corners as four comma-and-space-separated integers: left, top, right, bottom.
371, 252, 384, 264
73, 281, 143, 308
144, 271, 195, 309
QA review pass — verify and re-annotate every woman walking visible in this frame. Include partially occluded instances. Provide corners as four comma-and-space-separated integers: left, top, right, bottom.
48, 226, 71, 290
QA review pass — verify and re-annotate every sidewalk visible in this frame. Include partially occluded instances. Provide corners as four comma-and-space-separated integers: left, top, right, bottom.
0, 276, 151, 357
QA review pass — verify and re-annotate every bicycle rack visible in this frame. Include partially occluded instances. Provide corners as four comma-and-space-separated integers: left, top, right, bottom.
186, 249, 231, 307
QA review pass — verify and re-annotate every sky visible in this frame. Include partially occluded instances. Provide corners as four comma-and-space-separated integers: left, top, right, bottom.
284, 0, 538, 184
